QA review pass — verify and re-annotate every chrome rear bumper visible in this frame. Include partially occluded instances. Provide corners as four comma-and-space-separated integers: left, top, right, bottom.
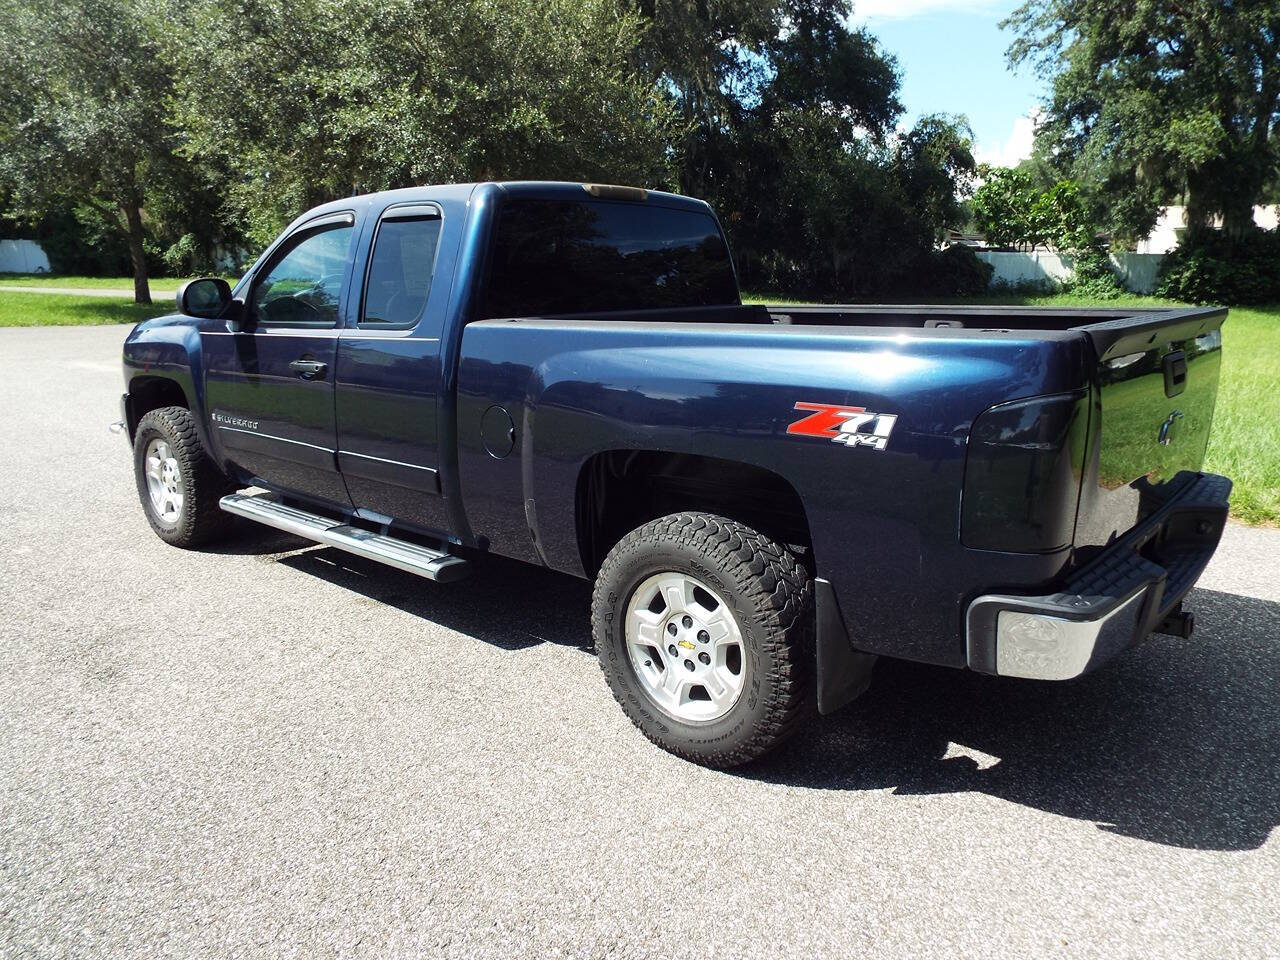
965, 472, 1231, 680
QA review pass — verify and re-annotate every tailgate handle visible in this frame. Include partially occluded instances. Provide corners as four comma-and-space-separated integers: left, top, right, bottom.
1162, 350, 1187, 398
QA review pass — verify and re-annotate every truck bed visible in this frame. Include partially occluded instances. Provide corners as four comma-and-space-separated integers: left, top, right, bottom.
528, 302, 1226, 364
464, 299, 1225, 666
762, 304, 1226, 363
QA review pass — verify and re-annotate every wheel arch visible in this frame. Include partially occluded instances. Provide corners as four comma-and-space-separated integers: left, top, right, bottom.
124, 375, 190, 439
574, 449, 814, 578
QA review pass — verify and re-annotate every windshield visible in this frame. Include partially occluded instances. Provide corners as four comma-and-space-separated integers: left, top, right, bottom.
480, 198, 739, 318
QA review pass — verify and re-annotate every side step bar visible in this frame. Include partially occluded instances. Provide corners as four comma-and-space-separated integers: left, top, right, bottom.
219, 493, 470, 583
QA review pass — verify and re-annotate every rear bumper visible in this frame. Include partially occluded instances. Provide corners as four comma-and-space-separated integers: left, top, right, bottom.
966, 472, 1231, 680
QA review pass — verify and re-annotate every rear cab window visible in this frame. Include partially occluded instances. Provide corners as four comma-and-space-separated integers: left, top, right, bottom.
480, 198, 739, 319
361, 206, 444, 329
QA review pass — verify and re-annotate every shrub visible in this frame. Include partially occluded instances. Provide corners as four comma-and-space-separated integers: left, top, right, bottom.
991, 275, 1060, 296
1156, 228, 1280, 304
927, 244, 994, 295
35, 206, 132, 275
1064, 248, 1124, 300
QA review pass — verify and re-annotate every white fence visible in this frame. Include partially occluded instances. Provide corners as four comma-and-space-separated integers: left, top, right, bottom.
0, 239, 51, 274
1112, 253, 1165, 293
975, 250, 1166, 294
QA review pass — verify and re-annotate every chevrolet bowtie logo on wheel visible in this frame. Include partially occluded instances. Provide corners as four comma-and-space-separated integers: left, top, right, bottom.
786, 401, 898, 451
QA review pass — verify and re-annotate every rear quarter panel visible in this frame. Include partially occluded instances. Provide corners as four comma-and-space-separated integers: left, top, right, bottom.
457, 319, 1094, 666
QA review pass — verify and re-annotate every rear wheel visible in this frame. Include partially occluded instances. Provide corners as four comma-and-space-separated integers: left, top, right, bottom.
592, 512, 813, 768
133, 406, 236, 547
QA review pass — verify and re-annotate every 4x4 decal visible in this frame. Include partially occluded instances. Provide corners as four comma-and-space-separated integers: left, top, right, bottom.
786, 401, 898, 451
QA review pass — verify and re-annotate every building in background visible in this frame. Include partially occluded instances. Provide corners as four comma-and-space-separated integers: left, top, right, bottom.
0, 239, 51, 273
1136, 205, 1280, 254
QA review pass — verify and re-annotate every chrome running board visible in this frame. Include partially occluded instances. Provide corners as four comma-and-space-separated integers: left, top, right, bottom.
219, 493, 470, 583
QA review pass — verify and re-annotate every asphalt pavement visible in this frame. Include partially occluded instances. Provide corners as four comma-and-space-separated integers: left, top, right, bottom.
2, 324, 1277, 959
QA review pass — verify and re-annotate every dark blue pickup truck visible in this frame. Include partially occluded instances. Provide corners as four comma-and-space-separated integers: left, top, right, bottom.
120, 180, 1231, 767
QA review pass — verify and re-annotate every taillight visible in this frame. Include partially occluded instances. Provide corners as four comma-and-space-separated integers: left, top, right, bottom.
962, 391, 1089, 552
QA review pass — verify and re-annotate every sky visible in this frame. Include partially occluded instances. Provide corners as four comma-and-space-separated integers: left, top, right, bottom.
851, 0, 1044, 167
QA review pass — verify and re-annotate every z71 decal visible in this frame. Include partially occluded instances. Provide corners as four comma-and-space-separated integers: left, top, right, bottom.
786, 401, 898, 451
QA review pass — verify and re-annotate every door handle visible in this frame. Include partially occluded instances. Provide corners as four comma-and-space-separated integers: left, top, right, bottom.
289, 358, 328, 380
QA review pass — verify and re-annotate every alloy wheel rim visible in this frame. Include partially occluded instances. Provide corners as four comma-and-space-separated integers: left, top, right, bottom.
624, 571, 746, 723
144, 438, 184, 524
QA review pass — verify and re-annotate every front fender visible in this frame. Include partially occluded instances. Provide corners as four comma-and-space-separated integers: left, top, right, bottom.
122, 314, 212, 452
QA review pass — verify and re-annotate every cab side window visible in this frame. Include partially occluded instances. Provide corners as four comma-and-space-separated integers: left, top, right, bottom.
251, 223, 354, 327
361, 214, 443, 329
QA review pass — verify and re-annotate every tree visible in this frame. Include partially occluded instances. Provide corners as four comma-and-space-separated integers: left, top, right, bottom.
625, 0, 974, 296
894, 114, 978, 236
971, 167, 1041, 249
0, 0, 980, 300
172, 0, 683, 249
1005, 0, 1280, 242
627, 0, 902, 200
0, 0, 184, 302
972, 167, 1096, 251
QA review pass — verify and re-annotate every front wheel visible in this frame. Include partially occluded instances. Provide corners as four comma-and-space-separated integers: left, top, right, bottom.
592, 512, 814, 768
133, 405, 236, 548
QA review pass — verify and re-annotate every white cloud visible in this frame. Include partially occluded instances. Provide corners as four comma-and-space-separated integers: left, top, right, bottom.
974, 111, 1039, 169
852, 0, 1004, 21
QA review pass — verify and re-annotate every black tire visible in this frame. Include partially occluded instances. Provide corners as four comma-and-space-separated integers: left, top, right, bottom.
592, 512, 814, 768
133, 405, 236, 548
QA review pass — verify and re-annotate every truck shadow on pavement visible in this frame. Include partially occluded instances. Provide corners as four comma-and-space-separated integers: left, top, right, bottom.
246, 532, 1277, 852
271, 540, 596, 653
752, 586, 1280, 853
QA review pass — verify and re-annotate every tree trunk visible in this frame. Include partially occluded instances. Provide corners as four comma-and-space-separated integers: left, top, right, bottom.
1187, 154, 1263, 240
1220, 190, 1258, 239
1184, 176, 1214, 239
121, 201, 151, 304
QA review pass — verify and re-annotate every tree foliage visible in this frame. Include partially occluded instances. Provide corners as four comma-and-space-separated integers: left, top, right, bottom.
1005, 0, 1280, 243
0, 0, 187, 301
972, 164, 1121, 297
1, 0, 982, 300
971, 167, 1041, 249
629, 0, 976, 295
971, 166, 1096, 251
171, 0, 684, 249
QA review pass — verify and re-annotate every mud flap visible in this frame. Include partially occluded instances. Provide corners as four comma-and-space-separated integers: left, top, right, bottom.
815, 577, 877, 714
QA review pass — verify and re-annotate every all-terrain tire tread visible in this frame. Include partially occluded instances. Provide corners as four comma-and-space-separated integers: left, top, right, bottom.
134, 405, 236, 547
592, 512, 813, 768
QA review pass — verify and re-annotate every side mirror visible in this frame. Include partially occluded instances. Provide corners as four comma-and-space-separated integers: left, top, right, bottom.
177, 278, 232, 320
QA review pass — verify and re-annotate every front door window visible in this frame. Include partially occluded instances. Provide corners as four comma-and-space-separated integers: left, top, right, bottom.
251, 224, 353, 327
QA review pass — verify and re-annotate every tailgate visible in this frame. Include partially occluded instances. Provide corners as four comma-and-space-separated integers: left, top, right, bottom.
1072, 307, 1227, 552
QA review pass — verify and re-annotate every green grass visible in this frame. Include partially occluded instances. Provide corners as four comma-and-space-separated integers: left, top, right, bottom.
1203, 305, 1280, 525
0, 273, 174, 290
0, 272, 238, 290
745, 291, 1279, 526
0, 290, 172, 326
